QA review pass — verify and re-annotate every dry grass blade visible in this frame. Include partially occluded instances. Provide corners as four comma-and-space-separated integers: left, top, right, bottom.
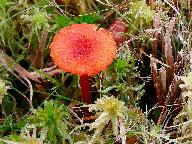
164, 17, 175, 90
166, 77, 182, 114
159, 66, 167, 94
158, 76, 182, 125
150, 56, 165, 107
32, 29, 48, 69
174, 50, 184, 75
151, 14, 167, 97
152, 14, 164, 58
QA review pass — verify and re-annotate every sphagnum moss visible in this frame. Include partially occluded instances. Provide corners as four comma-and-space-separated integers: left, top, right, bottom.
88, 96, 128, 143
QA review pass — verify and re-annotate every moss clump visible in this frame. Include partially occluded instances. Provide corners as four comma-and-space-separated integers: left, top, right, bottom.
0, 78, 8, 104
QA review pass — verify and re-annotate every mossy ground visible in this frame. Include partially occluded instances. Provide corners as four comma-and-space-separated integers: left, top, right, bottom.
0, 0, 192, 143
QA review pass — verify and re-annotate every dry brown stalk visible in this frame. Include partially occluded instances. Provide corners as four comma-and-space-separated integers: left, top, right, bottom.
32, 29, 48, 69
0, 51, 40, 83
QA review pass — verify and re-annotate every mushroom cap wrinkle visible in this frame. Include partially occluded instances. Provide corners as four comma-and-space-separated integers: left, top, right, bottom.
50, 24, 117, 76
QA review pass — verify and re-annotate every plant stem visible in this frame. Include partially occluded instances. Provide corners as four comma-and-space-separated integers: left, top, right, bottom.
80, 75, 91, 104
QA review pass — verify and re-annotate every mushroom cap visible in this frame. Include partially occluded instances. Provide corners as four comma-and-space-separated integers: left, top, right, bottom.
50, 24, 117, 76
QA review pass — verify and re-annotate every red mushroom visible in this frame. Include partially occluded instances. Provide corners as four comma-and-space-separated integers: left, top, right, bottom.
50, 24, 117, 103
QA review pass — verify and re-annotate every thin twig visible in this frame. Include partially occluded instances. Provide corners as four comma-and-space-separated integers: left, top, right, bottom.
68, 108, 83, 125
21, 75, 33, 106
12, 87, 33, 109
164, 0, 180, 16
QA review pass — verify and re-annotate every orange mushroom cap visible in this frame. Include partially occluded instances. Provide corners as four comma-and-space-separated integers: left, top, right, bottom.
50, 24, 117, 76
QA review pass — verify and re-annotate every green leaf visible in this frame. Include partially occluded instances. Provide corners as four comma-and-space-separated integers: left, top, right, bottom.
73, 13, 102, 24
55, 15, 71, 28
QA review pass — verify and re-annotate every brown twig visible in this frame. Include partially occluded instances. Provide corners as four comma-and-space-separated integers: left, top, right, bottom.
32, 29, 48, 69
0, 51, 40, 83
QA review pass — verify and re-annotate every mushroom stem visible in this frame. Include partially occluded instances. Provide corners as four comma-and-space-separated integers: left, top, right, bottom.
80, 75, 91, 104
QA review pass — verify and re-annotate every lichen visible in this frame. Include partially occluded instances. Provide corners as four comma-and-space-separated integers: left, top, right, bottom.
180, 72, 192, 100
0, 78, 8, 104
